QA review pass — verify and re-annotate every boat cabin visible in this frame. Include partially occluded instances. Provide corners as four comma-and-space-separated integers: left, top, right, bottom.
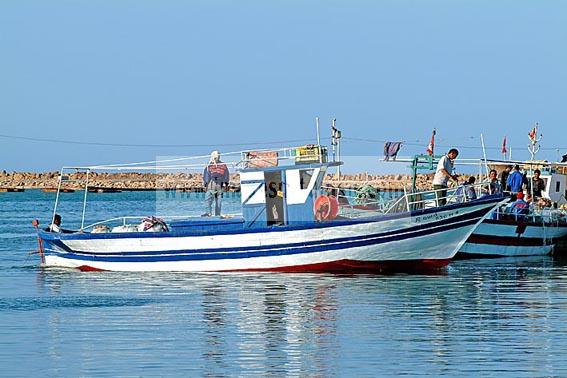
239, 146, 340, 228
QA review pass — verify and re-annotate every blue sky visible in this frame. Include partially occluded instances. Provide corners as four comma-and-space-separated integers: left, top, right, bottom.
1, 0, 565, 172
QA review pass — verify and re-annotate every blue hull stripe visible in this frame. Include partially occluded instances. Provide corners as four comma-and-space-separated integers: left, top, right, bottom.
44, 217, 480, 263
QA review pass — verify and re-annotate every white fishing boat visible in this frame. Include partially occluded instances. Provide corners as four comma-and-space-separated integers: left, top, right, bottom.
33, 145, 503, 272
459, 160, 567, 257
382, 133, 567, 258
458, 125, 567, 257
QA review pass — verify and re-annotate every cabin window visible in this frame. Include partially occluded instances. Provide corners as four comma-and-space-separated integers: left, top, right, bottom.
299, 169, 314, 190
556, 181, 561, 193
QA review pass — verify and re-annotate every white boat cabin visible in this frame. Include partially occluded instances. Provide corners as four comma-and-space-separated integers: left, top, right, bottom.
239, 147, 340, 228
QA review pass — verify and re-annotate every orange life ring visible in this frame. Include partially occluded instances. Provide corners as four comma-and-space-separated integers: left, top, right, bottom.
314, 195, 339, 221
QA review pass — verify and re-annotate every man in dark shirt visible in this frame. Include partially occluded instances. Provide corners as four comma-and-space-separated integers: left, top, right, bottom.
528, 169, 546, 198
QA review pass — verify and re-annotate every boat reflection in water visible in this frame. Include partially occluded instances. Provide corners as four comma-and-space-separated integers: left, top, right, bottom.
29, 259, 567, 376
199, 276, 340, 376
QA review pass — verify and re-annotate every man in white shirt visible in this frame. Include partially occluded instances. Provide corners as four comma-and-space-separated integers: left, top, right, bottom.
433, 148, 459, 206
46, 214, 62, 232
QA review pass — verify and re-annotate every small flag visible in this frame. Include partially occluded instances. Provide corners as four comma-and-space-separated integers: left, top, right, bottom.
426, 129, 436, 156
501, 136, 507, 154
528, 125, 538, 142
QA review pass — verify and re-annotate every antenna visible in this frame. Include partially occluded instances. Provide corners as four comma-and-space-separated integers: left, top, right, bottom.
331, 118, 342, 179
315, 117, 321, 146
528, 122, 543, 160
480, 133, 489, 179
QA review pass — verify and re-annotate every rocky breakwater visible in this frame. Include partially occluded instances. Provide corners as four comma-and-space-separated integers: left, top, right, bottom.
0, 170, 435, 191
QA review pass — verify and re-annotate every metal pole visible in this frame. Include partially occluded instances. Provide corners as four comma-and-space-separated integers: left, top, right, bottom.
331, 118, 336, 162
480, 133, 489, 178
316, 117, 322, 164
528, 162, 534, 201
411, 156, 418, 191
337, 141, 341, 179
333, 118, 341, 179
51, 168, 64, 228
404, 186, 410, 212
478, 160, 482, 191
80, 170, 90, 231
315, 117, 321, 146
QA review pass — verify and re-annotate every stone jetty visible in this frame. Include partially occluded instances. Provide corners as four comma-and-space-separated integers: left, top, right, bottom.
0, 170, 437, 192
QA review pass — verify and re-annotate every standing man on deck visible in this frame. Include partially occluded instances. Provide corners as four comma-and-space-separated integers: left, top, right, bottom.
203, 150, 230, 217
432, 148, 459, 206
528, 169, 546, 199
500, 165, 512, 191
506, 165, 524, 194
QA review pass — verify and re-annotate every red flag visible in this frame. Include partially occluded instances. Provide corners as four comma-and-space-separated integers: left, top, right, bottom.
501, 136, 507, 154
426, 129, 436, 156
528, 126, 537, 142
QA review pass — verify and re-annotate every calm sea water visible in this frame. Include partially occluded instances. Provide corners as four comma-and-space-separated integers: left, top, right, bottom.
2, 191, 567, 376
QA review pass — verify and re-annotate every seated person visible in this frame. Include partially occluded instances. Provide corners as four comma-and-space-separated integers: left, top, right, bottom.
482, 169, 502, 196
537, 197, 552, 209
456, 176, 477, 202
510, 192, 530, 216
44, 214, 74, 233
465, 176, 477, 200
336, 188, 350, 206
326, 187, 350, 206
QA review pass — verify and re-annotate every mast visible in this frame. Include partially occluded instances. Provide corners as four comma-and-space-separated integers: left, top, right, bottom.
480, 133, 489, 181
528, 122, 542, 161
331, 118, 342, 179
527, 122, 542, 200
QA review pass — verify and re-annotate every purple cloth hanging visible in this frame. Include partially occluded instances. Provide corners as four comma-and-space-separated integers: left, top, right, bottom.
384, 142, 402, 161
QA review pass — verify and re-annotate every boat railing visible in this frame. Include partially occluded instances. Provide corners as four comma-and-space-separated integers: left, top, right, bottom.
401, 183, 489, 211
489, 206, 567, 225
321, 186, 393, 211
331, 182, 495, 218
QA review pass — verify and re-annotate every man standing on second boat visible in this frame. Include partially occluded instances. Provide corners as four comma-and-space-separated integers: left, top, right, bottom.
432, 148, 460, 206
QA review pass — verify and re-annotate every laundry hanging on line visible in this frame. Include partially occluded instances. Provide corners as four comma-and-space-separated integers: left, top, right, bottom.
384, 142, 403, 161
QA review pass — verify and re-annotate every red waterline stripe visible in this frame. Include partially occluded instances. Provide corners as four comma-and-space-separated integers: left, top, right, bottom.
75, 259, 450, 273
77, 265, 107, 272
467, 234, 551, 247
226, 259, 451, 273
